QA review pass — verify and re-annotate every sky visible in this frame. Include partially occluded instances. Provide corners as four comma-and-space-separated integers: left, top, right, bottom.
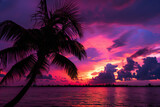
1, 0, 160, 86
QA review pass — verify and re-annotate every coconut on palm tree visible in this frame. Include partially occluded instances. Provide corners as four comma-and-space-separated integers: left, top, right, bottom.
0, 0, 86, 106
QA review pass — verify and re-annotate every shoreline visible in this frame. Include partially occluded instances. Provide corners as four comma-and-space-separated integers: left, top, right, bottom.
1, 84, 160, 87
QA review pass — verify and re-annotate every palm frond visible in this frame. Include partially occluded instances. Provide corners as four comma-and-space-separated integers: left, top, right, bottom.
63, 0, 83, 38
13, 29, 41, 50
27, 56, 49, 79
0, 46, 31, 67
40, 0, 48, 16
61, 40, 87, 60
52, 32, 86, 60
53, 0, 83, 38
52, 53, 77, 79
32, 0, 49, 26
0, 54, 37, 85
40, 57, 50, 72
0, 20, 26, 41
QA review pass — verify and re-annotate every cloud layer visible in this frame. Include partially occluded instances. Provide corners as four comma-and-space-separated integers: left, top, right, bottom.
1, 0, 160, 85
90, 63, 117, 84
117, 57, 160, 81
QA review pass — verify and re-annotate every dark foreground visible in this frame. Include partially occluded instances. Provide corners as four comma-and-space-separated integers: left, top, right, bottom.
0, 87, 160, 106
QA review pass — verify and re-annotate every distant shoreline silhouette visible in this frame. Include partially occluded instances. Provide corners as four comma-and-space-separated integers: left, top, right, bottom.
1, 83, 159, 87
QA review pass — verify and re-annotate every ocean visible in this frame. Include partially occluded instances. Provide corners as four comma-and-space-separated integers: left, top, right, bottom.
0, 87, 160, 107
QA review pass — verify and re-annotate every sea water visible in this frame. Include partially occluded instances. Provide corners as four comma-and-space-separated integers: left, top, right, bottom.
0, 87, 160, 106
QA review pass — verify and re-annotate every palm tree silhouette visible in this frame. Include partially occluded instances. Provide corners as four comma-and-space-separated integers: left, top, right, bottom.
0, 0, 86, 106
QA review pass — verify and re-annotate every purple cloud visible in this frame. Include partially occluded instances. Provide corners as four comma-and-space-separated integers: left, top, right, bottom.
37, 74, 55, 80
81, 0, 160, 24
90, 63, 117, 84
136, 57, 160, 80
0, 74, 5, 77
130, 47, 160, 58
117, 57, 160, 81
117, 57, 140, 81
107, 30, 134, 51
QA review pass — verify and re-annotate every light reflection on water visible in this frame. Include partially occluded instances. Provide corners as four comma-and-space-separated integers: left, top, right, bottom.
0, 87, 160, 106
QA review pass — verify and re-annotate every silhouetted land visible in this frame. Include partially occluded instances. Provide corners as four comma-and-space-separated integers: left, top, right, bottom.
1, 84, 160, 87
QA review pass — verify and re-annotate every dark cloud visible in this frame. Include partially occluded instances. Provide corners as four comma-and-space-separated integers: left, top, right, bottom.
123, 57, 138, 72
37, 74, 55, 80
0, 0, 38, 28
90, 63, 117, 84
0, 74, 5, 77
117, 57, 140, 81
1, 0, 160, 27
60, 78, 68, 83
110, 0, 135, 9
104, 63, 117, 73
107, 30, 134, 51
0, 0, 17, 11
136, 57, 160, 80
81, 0, 160, 24
117, 69, 132, 81
117, 57, 160, 81
130, 47, 160, 58
130, 48, 149, 58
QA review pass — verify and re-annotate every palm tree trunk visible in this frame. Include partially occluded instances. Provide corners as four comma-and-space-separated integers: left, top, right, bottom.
4, 53, 44, 107
4, 74, 36, 107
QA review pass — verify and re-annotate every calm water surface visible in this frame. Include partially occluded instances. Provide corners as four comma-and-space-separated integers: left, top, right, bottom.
0, 87, 160, 107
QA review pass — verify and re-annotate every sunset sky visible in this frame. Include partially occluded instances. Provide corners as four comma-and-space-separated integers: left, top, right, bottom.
1, 0, 160, 86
